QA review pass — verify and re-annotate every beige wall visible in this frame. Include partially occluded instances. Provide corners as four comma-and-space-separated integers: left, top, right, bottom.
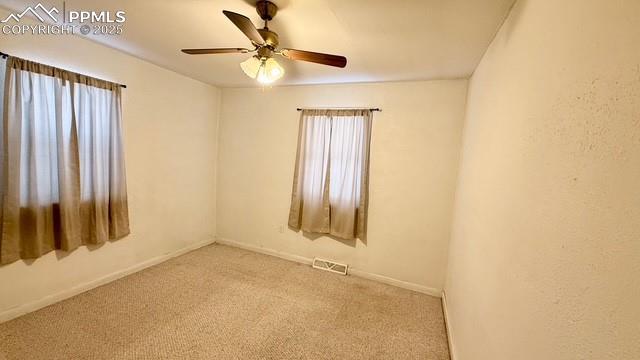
445, 0, 640, 359
0, 9, 220, 318
217, 80, 467, 293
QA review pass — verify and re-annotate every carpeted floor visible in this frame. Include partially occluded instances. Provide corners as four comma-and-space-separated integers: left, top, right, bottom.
0, 244, 450, 359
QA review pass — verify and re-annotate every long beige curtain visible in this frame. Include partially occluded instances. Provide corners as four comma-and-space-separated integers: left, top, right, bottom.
0, 56, 129, 265
288, 109, 372, 240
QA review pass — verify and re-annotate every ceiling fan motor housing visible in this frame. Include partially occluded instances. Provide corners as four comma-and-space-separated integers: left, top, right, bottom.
256, 0, 278, 21
257, 28, 279, 48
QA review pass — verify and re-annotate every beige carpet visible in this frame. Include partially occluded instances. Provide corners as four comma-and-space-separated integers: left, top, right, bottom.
0, 244, 450, 359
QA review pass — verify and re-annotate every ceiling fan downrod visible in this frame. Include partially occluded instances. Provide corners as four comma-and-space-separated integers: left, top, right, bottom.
255, 0, 279, 52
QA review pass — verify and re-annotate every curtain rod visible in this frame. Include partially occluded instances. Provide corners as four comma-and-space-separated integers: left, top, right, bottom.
296, 107, 381, 112
0, 51, 127, 89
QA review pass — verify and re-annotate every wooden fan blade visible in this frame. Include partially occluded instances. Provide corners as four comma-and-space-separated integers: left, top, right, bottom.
182, 48, 250, 55
280, 49, 347, 68
223, 10, 265, 46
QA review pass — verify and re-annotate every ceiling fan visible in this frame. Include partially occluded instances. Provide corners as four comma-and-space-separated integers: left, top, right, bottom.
181, 0, 347, 84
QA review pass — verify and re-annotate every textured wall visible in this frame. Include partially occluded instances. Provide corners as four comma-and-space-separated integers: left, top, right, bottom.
218, 80, 467, 292
445, 0, 640, 359
0, 9, 220, 317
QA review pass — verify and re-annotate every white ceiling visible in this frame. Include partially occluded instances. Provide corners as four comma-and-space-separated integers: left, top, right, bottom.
0, 0, 515, 87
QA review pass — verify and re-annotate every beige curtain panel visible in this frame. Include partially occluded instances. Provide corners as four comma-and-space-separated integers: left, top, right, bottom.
288, 109, 372, 240
0, 56, 129, 265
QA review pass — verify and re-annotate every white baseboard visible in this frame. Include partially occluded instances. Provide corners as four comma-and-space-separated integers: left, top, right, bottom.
0, 238, 216, 324
216, 237, 313, 265
349, 268, 441, 297
441, 291, 456, 360
215, 237, 442, 298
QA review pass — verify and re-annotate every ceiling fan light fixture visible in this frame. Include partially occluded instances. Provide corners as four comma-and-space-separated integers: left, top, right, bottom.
240, 56, 262, 79
242, 56, 284, 84
256, 65, 270, 84
261, 57, 284, 83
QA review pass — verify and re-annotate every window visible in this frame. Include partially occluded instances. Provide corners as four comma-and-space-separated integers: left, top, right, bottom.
288, 109, 372, 240
0, 56, 129, 265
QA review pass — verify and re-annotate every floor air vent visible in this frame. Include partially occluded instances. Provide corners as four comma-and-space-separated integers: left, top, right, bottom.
312, 258, 348, 276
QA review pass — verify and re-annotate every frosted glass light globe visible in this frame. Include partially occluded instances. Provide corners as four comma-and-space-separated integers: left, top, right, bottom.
241, 56, 285, 84
240, 56, 262, 79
